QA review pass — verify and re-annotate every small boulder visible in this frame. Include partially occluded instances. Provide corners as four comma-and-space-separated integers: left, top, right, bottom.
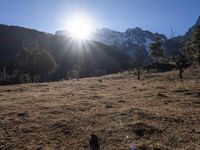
90, 134, 100, 150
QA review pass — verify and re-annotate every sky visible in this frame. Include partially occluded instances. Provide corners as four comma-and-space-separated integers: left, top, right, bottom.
0, 0, 200, 37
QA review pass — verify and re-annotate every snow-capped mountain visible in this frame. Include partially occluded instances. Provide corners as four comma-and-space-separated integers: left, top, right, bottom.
55, 15, 200, 58
91, 27, 167, 55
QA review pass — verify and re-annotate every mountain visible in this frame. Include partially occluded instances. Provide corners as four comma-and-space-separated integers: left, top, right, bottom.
163, 16, 200, 56
46, 35, 129, 79
0, 24, 129, 81
56, 27, 167, 57
185, 16, 200, 37
163, 36, 185, 56
56, 16, 200, 58
1, 15, 200, 83
0, 24, 53, 73
92, 27, 167, 56
92, 16, 200, 57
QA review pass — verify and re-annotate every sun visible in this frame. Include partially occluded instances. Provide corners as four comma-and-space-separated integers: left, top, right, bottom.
67, 15, 93, 39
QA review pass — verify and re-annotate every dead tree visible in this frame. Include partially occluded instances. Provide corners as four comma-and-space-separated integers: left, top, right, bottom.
130, 48, 149, 80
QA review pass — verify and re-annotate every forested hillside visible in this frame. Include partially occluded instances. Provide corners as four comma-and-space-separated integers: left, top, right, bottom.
0, 25, 129, 84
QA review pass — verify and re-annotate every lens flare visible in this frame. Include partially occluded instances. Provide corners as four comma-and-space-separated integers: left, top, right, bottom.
67, 14, 93, 39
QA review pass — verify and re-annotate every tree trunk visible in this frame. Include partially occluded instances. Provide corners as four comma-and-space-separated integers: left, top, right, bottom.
31, 76, 34, 83
30, 75, 34, 83
179, 68, 184, 79
137, 68, 140, 80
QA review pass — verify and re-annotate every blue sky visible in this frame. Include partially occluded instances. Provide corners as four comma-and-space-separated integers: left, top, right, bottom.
0, 0, 200, 37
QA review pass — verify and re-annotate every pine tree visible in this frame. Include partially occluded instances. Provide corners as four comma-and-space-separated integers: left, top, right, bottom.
174, 50, 191, 79
149, 37, 164, 63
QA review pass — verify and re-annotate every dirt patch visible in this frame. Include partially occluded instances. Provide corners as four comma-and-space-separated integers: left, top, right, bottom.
128, 122, 162, 137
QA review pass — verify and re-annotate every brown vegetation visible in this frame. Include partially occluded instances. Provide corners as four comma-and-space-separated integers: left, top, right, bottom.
0, 67, 200, 150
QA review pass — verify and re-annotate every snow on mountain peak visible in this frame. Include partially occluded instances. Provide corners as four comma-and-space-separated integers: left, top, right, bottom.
92, 27, 167, 55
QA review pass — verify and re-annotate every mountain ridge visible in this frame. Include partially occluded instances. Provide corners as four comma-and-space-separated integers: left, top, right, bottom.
56, 27, 167, 56
0, 24, 129, 81
91, 15, 200, 56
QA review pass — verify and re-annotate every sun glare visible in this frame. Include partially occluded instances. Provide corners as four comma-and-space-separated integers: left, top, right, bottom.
67, 15, 93, 39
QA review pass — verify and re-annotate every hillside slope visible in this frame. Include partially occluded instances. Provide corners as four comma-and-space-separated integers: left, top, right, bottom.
0, 24, 52, 72
0, 24, 129, 80
0, 67, 200, 149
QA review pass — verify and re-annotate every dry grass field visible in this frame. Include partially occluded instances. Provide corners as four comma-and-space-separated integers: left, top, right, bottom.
0, 67, 200, 150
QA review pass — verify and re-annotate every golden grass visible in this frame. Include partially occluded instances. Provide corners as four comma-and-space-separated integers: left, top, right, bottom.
0, 67, 200, 150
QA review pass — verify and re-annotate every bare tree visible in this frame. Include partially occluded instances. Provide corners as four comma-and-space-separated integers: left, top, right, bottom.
130, 48, 149, 80
170, 27, 176, 38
